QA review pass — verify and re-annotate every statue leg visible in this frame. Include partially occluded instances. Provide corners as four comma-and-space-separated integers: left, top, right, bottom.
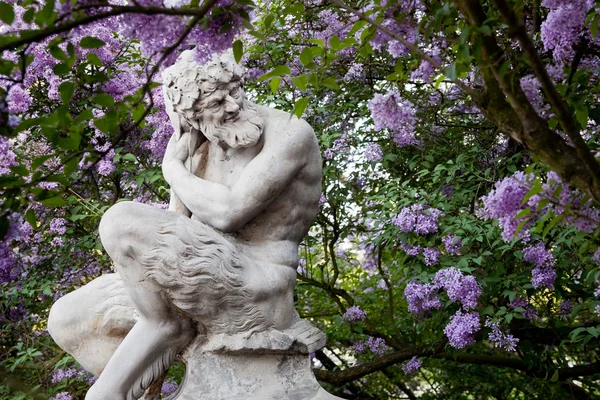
48, 273, 136, 376
86, 202, 195, 400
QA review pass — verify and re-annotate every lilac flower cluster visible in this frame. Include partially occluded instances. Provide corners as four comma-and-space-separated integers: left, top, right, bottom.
351, 336, 388, 355
442, 234, 462, 255
422, 247, 441, 266
485, 318, 519, 352
510, 297, 539, 320
404, 268, 481, 314
49, 218, 67, 236
364, 143, 383, 162
369, 2, 421, 58
49, 393, 73, 400
368, 90, 420, 148
523, 243, 556, 289
400, 242, 421, 257
324, 134, 349, 160
0, 136, 17, 176
162, 379, 178, 396
480, 172, 533, 242
541, 0, 594, 63
434, 268, 481, 310
392, 204, 442, 235
443, 310, 480, 349
342, 306, 367, 323
401, 356, 422, 374
482, 171, 600, 242
404, 281, 442, 314
51, 366, 96, 384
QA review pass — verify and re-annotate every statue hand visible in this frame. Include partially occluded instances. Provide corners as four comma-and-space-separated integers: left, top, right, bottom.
162, 134, 190, 184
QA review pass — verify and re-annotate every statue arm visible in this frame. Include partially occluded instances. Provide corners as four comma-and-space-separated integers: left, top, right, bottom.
164, 120, 317, 232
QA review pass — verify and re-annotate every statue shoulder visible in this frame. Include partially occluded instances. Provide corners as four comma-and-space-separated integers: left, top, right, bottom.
258, 105, 318, 148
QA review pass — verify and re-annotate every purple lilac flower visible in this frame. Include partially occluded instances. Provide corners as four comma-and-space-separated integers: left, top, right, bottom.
0, 136, 17, 176
596, 305, 600, 315
364, 143, 383, 162
523, 243, 556, 289
441, 184, 454, 198
531, 266, 557, 289
401, 356, 422, 374
434, 268, 481, 310
444, 310, 481, 349
50, 393, 73, 400
510, 297, 539, 320
401, 242, 421, 256
368, 90, 420, 147
318, 194, 326, 208
423, 247, 441, 266
52, 368, 79, 383
352, 336, 388, 355
325, 134, 349, 160
523, 243, 554, 268
49, 218, 67, 235
442, 234, 462, 255
541, 0, 592, 63
392, 204, 442, 235
480, 172, 533, 242
343, 306, 367, 323
559, 300, 573, 316
7, 85, 32, 114
593, 248, 600, 265
404, 281, 442, 314
162, 379, 178, 396
485, 318, 519, 352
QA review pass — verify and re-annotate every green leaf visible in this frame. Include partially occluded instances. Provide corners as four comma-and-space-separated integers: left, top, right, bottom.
258, 65, 290, 82
40, 196, 67, 207
0, 3, 16, 25
300, 47, 313, 66
291, 75, 307, 92
59, 82, 75, 104
321, 77, 339, 91
86, 53, 103, 66
80, 36, 106, 49
57, 131, 81, 151
348, 20, 368, 36
293, 97, 309, 119
53, 63, 70, 76
550, 370, 559, 382
49, 44, 68, 61
232, 39, 243, 63
270, 77, 281, 94
93, 94, 115, 107
122, 153, 137, 162
575, 102, 589, 128
63, 155, 80, 176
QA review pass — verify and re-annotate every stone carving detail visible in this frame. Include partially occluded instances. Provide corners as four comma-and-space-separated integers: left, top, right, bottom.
48, 50, 341, 400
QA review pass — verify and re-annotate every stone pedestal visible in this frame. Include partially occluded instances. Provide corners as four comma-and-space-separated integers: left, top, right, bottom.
170, 352, 340, 400
167, 321, 343, 400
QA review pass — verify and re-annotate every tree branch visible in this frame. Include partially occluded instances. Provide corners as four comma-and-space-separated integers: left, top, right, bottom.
492, 0, 600, 200
0, 2, 218, 53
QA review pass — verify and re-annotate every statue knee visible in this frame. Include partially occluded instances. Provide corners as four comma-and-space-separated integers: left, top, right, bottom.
48, 293, 78, 352
99, 201, 141, 259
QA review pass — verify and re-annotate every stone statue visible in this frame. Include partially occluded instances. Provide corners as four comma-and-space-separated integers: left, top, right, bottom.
47, 50, 342, 400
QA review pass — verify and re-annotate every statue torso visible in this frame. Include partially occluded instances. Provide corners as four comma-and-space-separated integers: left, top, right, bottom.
189, 106, 322, 268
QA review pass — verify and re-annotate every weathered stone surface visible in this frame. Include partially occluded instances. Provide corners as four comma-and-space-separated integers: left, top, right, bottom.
48, 49, 341, 400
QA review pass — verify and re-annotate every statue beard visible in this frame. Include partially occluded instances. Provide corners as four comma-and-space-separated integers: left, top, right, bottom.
198, 101, 264, 148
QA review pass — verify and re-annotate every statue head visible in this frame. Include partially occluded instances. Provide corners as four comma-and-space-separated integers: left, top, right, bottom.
162, 50, 264, 148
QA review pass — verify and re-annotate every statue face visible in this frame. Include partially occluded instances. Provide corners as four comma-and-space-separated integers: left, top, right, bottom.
195, 81, 245, 128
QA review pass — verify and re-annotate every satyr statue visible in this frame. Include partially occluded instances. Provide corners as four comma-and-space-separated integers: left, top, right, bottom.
48, 50, 342, 400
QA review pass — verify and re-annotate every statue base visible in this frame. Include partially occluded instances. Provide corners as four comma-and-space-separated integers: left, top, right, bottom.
169, 352, 341, 400
166, 320, 343, 400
